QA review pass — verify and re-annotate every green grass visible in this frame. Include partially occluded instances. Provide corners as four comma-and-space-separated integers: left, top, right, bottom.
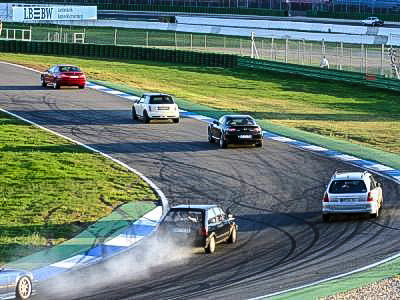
0, 111, 157, 265
1, 53, 399, 156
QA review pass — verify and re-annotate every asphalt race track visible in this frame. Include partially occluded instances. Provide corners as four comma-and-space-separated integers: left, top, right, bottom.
1, 63, 400, 300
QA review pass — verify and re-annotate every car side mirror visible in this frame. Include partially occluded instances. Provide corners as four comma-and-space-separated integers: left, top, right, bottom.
377, 182, 382, 187
213, 120, 219, 125
228, 213, 233, 219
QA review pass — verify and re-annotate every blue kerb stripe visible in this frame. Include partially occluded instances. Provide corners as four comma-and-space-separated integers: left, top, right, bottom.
382, 170, 400, 176
32, 266, 67, 281
86, 245, 126, 258
288, 140, 311, 147
124, 224, 155, 236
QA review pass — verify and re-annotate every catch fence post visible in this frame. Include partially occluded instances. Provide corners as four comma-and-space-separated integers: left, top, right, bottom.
271, 37, 274, 60
360, 44, 364, 73
285, 38, 288, 63
340, 42, 343, 70
380, 44, 384, 76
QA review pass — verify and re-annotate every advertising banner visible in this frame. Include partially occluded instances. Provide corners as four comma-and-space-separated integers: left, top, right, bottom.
12, 6, 97, 21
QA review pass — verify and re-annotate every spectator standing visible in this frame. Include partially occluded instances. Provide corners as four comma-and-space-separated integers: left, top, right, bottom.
320, 56, 330, 69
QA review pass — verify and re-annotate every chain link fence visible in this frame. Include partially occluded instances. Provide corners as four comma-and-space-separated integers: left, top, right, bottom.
2, 24, 399, 78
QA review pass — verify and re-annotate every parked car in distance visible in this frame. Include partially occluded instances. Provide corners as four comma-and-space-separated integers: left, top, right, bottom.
360, 17, 384, 26
0, 268, 33, 300
132, 93, 180, 123
41, 64, 86, 89
158, 204, 238, 254
208, 115, 263, 148
322, 171, 383, 222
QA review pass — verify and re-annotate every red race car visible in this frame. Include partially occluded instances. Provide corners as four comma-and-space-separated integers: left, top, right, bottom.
41, 64, 86, 89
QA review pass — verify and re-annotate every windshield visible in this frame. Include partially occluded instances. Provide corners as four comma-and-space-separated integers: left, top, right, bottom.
329, 180, 367, 194
164, 209, 203, 226
226, 117, 255, 126
59, 66, 81, 72
149, 96, 174, 104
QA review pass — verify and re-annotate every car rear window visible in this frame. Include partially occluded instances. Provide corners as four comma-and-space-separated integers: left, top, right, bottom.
226, 118, 255, 126
149, 96, 174, 104
329, 180, 367, 194
59, 66, 81, 72
164, 209, 203, 226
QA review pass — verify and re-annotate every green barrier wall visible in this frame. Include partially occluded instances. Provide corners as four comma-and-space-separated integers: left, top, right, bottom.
306, 10, 400, 22
1, 40, 400, 92
0, 40, 238, 68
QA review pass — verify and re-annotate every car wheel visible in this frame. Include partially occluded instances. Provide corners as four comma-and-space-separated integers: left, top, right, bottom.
41, 79, 47, 87
219, 134, 227, 149
208, 129, 215, 144
370, 208, 379, 219
228, 226, 237, 244
132, 107, 138, 120
256, 140, 263, 147
322, 214, 330, 222
53, 81, 60, 89
205, 236, 216, 254
143, 111, 151, 123
15, 276, 32, 300
173, 118, 180, 123
78, 85, 85, 89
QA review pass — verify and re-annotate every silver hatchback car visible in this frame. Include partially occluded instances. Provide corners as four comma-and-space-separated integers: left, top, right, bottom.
0, 268, 33, 300
322, 171, 383, 222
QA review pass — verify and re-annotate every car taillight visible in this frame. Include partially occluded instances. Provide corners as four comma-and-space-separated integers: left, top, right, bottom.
228, 128, 236, 132
198, 227, 208, 237
323, 192, 329, 202
174, 105, 178, 111
367, 192, 373, 202
79, 74, 85, 78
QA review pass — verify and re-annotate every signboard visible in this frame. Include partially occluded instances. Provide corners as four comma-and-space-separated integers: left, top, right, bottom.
12, 6, 97, 21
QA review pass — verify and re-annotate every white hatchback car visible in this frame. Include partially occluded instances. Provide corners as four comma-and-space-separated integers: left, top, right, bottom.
132, 93, 180, 123
322, 171, 383, 222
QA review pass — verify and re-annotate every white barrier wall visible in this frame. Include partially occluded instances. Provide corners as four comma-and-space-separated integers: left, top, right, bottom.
44, 19, 392, 45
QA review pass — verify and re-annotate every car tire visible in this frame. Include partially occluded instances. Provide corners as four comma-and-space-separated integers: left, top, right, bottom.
143, 111, 151, 124
219, 134, 227, 149
132, 107, 138, 120
78, 85, 85, 89
370, 208, 379, 219
205, 236, 216, 254
256, 140, 263, 148
41, 79, 46, 87
322, 214, 330, 222
228, 226, 237, 244
173, 118, 180, 123
208, 129, 215, 144
15, 276, 32, 300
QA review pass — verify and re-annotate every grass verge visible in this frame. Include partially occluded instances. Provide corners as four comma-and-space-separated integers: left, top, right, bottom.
0, 110, 157, 265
